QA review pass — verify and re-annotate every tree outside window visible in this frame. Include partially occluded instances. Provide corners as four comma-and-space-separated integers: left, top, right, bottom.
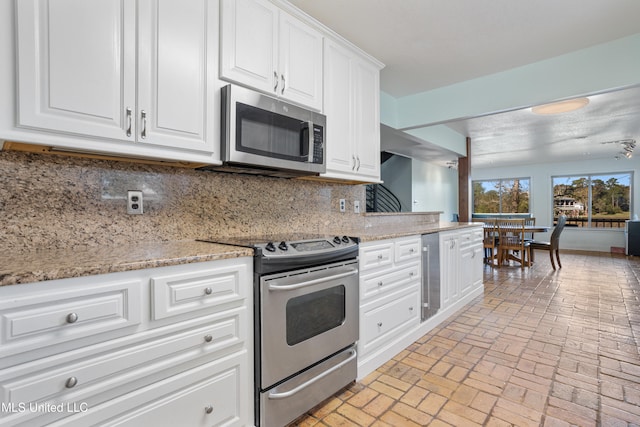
473, 178, 530, 213
552, 173, 632, 228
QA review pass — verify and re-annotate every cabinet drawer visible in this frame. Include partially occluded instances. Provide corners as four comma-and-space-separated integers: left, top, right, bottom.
0, 280, 142, 359
394, 237, 421, 263
361, 289, 420, 353
359, 242, 393, 272
0, 308, 246, 423
459, 228, 482, 248
48, 351, 249, 427
151, 261, 248, 320
361, 262, 420, 301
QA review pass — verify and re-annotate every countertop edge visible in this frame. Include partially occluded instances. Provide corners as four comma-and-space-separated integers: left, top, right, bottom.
2, 223, 482, 287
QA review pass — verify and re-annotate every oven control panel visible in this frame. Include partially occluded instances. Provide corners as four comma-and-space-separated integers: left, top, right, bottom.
259, 236, 357, 256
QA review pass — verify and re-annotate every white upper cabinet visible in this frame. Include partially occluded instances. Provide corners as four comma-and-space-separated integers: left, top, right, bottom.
16, 0, 135, 141
220, 0, 323, 111
15, 0, 219, 159
323, 38, 382, 182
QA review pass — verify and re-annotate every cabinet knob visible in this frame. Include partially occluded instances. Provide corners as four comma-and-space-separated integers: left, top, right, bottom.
409, 248, 415, 253
378, 281, 383, 287
409, 271, 414, 277
204, 405, 214, 415
204, 334, 213, 343
204, 287, 213, 295
409, 306, 414, 311
65, 377, 78, 389
66, 313, 79, 324
377, 254, 383, 260
377, 322, 383, 327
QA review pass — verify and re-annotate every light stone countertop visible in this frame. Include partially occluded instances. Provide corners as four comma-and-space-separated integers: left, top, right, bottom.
1, 223, 481, 287
0, 240, 254, 286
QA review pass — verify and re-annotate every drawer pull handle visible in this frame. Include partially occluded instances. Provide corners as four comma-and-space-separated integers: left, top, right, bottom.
205, 405, 214, 415
204, 287, 213, 295
204, 334, 213, 343
377, 322, 382, 327
65, 377, 78, 389
66, 313, 79, 324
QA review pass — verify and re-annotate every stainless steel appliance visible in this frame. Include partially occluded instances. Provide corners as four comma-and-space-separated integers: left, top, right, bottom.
210, 84, 326, 177
202, 235, 359, 427
421, 233, 441, 320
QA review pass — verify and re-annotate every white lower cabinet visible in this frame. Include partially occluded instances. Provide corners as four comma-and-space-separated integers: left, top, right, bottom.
358, 236, 421, 375
0, 258, 253, 427
440, 226, 483, 309
358, 229, 484, 379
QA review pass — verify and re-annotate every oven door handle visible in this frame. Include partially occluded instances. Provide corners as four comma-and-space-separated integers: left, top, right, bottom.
267, 269, 358, 291
267, 348, 357, 400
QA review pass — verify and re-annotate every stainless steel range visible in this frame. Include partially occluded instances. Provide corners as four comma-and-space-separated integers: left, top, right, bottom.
203, 235, 359, 427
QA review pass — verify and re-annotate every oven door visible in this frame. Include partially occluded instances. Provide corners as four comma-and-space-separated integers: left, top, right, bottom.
259, 260, 359, 389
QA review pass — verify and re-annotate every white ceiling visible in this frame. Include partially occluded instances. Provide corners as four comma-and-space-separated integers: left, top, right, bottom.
288, 0, 640, 168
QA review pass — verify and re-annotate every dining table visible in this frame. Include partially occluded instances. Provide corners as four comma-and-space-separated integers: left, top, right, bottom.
481, 223, 551, 267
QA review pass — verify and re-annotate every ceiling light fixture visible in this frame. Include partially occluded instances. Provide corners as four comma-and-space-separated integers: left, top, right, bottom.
531, 98, 590, 115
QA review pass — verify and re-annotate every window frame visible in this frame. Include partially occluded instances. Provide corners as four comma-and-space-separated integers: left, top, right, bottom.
551, 171, 633, 229
472, 177, 531, 214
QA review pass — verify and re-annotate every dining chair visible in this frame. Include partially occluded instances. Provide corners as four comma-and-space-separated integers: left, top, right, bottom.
478, 219, 499, 266
523, 217, 536, 242
529, 215, 567, 270
496, 218, 530, 268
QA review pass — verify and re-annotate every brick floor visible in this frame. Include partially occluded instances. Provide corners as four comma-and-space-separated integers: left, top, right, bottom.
288, 251, 640, 426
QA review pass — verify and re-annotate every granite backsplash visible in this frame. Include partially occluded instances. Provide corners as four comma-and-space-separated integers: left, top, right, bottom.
1, 150, 368, 253
1, 149, 442, 253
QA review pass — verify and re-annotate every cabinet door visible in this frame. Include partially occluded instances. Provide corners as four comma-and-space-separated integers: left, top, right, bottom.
352, 58, 381, 180
278, 11, 323, 110
137, 0, 218, 153
220, 0, 278, 95
440, 234, 459, 308
16, 0, 135, 140
323, 39, 355, 175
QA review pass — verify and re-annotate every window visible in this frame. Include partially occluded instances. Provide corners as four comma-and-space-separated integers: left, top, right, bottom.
552, 172, 632, 228
473, 178, 530, 213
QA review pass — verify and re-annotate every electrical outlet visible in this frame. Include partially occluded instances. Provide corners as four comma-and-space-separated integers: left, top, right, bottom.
127, 190, 143, 214
339, 199, 346, 212
354, 200, 360, 214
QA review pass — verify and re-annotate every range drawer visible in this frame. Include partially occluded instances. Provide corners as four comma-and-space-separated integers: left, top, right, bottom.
0, 279, 142, 361
150, 260, 249, 320
361, 262, 420, 301
0, 308, 246, 426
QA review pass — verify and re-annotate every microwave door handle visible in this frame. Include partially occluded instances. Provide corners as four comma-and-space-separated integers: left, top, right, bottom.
305, 121, 313, 163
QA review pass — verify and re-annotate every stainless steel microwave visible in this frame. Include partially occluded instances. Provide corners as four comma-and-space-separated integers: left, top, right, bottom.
219, 84, 326, 177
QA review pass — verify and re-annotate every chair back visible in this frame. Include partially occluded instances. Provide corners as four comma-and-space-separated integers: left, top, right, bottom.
550, 215, 567, 249
524, 217, 536, 241
480, 218, 498, 248
496, 218, 525, 249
